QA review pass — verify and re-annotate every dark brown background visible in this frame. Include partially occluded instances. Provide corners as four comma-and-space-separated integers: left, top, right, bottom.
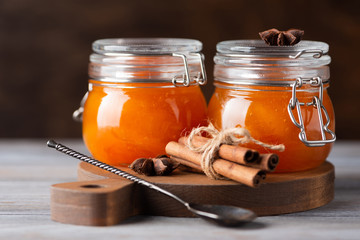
0, 0, 359, 139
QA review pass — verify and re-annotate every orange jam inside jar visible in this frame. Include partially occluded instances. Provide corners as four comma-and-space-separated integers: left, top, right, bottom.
208, 40, 336, 173
74, 38, 208, 166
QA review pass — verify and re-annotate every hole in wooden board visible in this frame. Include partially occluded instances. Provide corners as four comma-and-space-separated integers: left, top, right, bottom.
80, 184, 103, 188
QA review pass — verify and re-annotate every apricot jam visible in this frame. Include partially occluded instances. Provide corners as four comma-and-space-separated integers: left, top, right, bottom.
77, 39, 207, 166
209, 40, 336, 173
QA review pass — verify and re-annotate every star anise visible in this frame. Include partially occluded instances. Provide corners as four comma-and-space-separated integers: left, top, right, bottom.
129, 155, 179, 176
259, 28, 304, 46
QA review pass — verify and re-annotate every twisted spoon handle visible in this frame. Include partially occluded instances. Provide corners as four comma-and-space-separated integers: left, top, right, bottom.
47, 140, 188, 206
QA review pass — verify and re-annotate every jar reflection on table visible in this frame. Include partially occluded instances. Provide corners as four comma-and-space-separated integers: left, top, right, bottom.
208, 40, 336, 173
79, 38, 208, 166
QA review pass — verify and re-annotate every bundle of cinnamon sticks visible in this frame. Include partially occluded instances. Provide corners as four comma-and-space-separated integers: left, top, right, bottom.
165, 136, 279, 188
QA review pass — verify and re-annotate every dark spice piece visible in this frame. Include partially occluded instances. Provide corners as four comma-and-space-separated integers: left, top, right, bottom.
129, 158, 155, 176
153, 157, 180, 176
129, 155, 179, 176
259, 28, 304, 46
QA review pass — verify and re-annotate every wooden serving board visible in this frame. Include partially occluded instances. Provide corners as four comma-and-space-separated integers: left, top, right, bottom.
51, 161, 334, 226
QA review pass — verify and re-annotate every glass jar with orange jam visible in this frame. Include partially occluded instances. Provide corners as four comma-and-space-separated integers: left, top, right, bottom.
208, 40, 336, 172
74, 38, 208, 166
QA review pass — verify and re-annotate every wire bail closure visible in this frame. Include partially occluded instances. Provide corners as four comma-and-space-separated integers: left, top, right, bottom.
287, 77, 336, 147
72, 92, 88, 122
289, 49, 324, 59
171, 52, 207, 87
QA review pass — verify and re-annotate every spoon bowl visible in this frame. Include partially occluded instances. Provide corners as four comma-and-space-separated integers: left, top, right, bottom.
187, 203, 257, 226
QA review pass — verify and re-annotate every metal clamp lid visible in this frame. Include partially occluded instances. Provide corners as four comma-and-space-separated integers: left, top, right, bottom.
287, 77, 336, 147
90, 38, 207, 87
172, 52, 207, 87
289, 49, 324, 59
72, 92, 88, 122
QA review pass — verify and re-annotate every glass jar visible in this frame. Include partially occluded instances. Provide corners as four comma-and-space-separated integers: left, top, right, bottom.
208, 40, 336, 173
74, 38, 208, 166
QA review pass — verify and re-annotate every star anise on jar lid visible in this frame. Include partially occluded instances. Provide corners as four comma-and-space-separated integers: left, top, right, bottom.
259, 28, 304, 46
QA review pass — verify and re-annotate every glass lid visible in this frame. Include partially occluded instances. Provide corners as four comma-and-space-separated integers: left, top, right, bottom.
216, 40, 329, 57
93, 38, 203, 55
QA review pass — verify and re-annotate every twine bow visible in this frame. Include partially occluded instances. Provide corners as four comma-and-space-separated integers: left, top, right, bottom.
185, 123, 285, 179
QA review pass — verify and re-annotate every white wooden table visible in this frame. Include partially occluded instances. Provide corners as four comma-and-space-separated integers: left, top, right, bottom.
1, 140, 359, 240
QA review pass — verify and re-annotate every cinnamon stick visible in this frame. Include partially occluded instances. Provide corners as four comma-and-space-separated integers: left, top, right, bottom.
178, 136, 259, 164
177, 164, 204, 174
170, 156, 203, 172
248, 153, 279, 172
166, 141, 265, 187
213, 159, 266, 186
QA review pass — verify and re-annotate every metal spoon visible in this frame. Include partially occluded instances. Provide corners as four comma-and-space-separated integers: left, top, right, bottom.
47, 140, 257, 227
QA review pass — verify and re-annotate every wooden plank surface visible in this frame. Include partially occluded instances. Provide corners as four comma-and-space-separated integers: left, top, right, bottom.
0, 139, 359, 240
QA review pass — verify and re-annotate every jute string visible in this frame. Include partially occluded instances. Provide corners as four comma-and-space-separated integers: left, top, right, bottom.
185, 123, 285, 179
